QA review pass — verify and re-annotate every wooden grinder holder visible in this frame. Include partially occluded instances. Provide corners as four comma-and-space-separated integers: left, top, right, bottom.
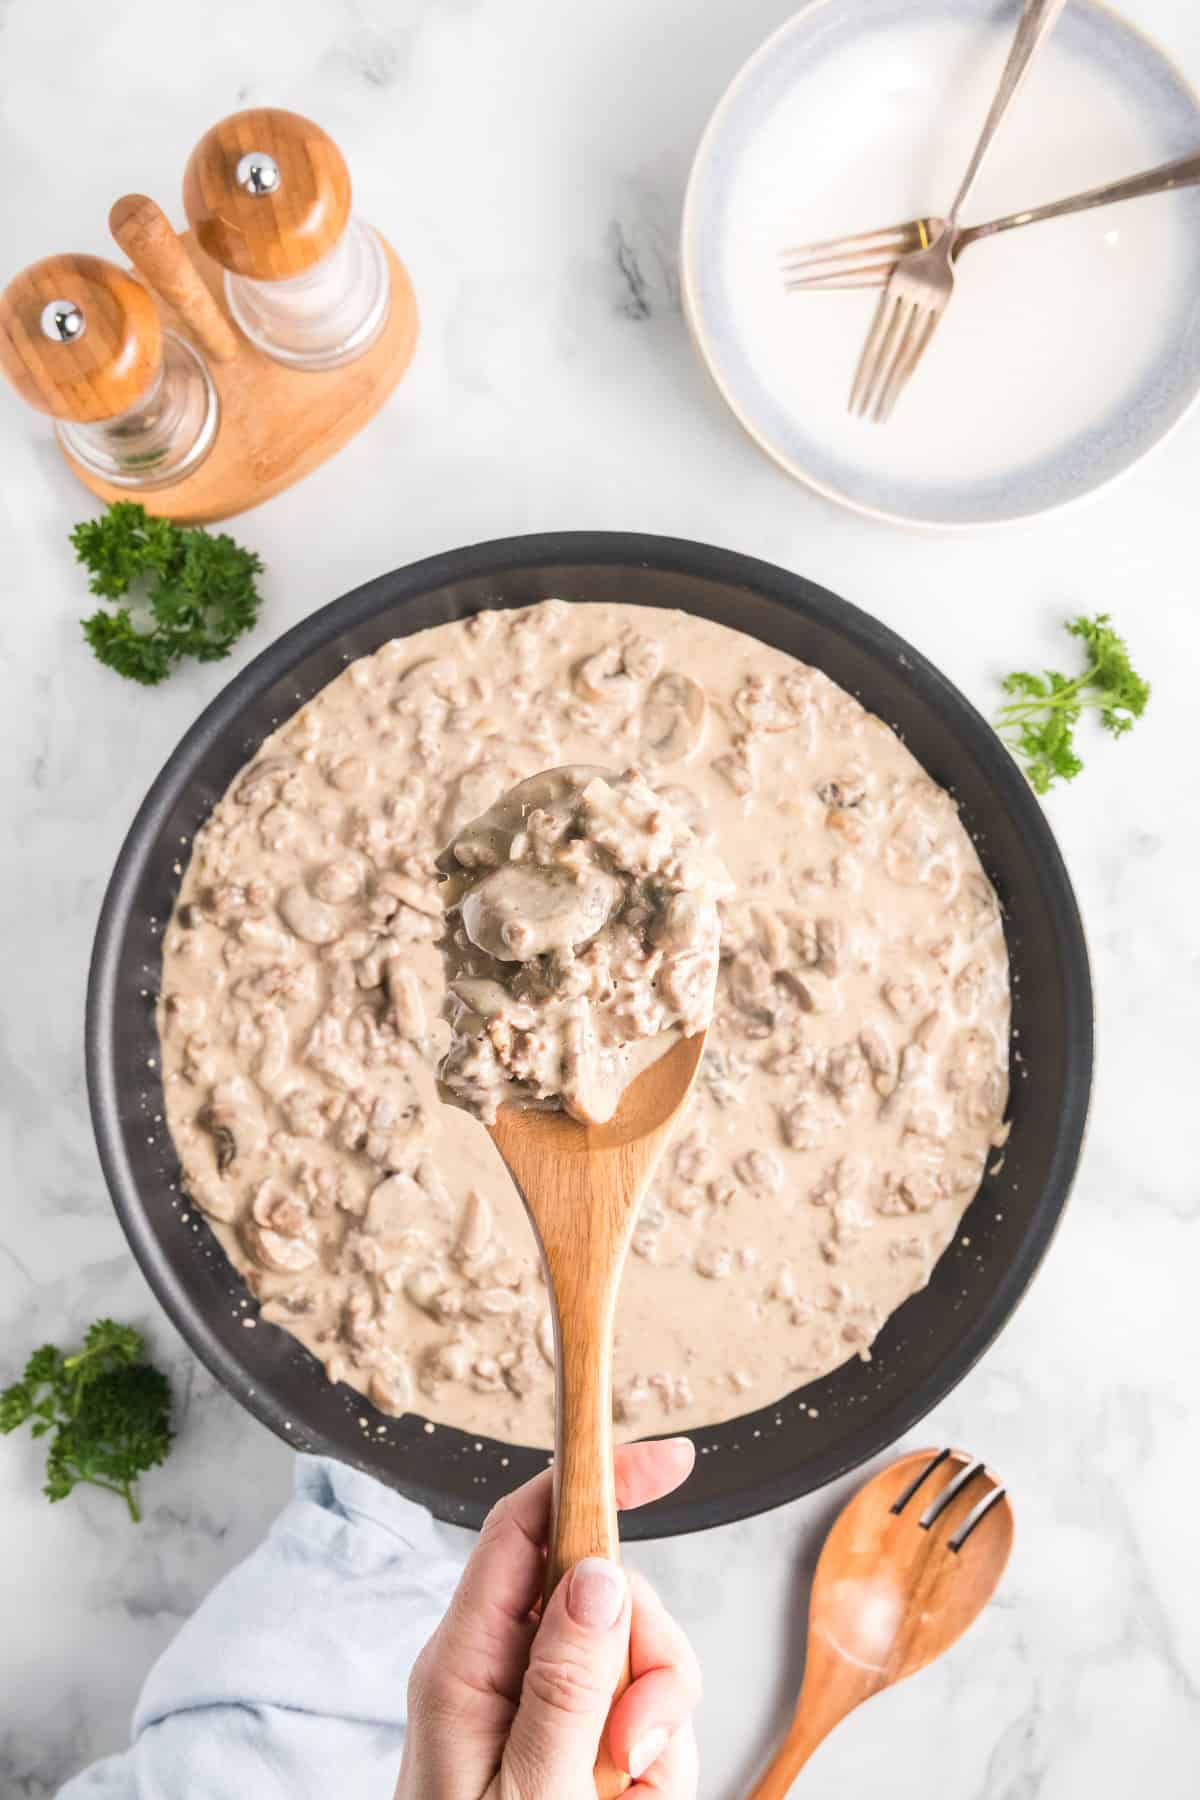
55, 109, 417, 522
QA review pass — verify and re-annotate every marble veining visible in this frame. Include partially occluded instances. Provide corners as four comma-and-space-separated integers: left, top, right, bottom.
1, 0, 1199, 1794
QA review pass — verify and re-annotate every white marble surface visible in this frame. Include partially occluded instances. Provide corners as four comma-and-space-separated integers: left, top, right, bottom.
1, 0, 1198, 1793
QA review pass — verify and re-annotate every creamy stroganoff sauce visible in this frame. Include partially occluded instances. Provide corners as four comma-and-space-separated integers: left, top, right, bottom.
157, 601, 1010, 1445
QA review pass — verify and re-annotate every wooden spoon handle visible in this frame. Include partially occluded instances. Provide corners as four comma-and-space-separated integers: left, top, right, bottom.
744, 1716, 827, 1799
746, 1660, 874, 1798
544, 1291, 620, 1597
544, 1273, 632, 1797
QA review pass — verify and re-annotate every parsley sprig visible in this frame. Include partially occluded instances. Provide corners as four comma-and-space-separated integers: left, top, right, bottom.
996, 613, 1150, 795
73, 501, 265, 686
1, 1320, 174, 1523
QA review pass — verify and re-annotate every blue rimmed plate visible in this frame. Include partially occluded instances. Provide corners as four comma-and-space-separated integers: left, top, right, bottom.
682, 0, 1200, 527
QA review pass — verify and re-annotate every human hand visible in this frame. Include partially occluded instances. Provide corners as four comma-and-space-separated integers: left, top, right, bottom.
395, 1437, 700, 1797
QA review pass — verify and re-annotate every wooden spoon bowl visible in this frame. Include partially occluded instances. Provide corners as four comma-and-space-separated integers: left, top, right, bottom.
488, 1030, 708, 1795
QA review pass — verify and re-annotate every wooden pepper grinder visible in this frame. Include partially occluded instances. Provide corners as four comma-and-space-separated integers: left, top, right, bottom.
0, 253, 218, 487
0, 107, 416, 520
183, 107, 392, 370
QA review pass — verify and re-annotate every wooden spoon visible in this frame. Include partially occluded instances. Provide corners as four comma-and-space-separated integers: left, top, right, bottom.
747, 1447, 1013, 1797
488, 1030, 707, 1797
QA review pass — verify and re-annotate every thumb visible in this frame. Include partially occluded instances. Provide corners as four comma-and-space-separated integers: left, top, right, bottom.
503, 1558, 630, 1796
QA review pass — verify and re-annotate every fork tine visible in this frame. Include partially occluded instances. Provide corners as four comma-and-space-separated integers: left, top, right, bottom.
778, 223, 919, 268
889, 1448, 951, 1514
919, 1458, 986, 1528
849, 289, 900, 415
948, 1483, 1008, 1552
852, 290, 916, 418
868, 301, 921, 421
784, 257, 902, 292
876, 304, 941, 421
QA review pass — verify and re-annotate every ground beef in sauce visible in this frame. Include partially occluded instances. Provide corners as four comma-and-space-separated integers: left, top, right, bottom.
157, 601, 1010, 1446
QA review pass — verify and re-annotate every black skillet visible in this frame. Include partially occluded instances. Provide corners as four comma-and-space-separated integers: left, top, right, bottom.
86, 533, 1092, 1536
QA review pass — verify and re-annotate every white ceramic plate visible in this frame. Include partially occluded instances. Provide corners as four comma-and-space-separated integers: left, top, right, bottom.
682, 0, 1200, 527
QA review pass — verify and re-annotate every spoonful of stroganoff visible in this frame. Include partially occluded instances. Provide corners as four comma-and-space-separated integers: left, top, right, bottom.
436, 765, 733, 1124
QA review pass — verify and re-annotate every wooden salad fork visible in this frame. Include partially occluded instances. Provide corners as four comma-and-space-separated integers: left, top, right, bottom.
747, 1448, 1013, 1797
780, 147, 1200, 290
487, 1031, 708, 1797
850, 0, 1067, 420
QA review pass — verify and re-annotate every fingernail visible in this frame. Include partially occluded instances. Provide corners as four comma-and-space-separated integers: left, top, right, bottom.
628, 1727, 668, 1779
566, 1556, 626, 1631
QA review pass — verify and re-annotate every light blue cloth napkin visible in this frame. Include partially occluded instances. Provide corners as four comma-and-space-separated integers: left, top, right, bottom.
59, 1454, 465, 1799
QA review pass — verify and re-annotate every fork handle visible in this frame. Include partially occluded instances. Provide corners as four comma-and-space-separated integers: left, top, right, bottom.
962, 147, 1200, 246
947, 0, 1068, 224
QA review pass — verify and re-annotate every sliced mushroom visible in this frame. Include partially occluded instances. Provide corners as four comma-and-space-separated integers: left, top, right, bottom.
885, 809, 940, 885
253, 1009, 290, 1096
368, 1356, 413, 1417
404, 1266, 448, 1315
186, 1178, 240, 1224
733, 1148, 783, 1192
858, 1023, 897, 1082
782, 971, 839, 1015
237, 917, 295, 959
258, 805, 306, 855
620, 634, 664, 681
384, 961, 427, 1040
393, 656, 460, 704
459, 863, 622, 961
711, 741, 756, 797
695, 1243, 733, 1280
573, 641, 639, 709
641, 673, 706, 763
211, 1123, 237, 1174
449, 976, 522, 1022
559, 1003, 616, 1125
729, 948, 776, 1020
654, 891, 707, 952
311, 857, 363, 904
278, 884, 340, 946
817, 769, 867, 809
441, 764, 607, 874
815, 917, 843, 976
364, 1171, 428, 1245
536, 1311, 556, 1367
251, 1181, 314, 1240
377, 872, 442, 917
454, 1189, 492, 1262
438, 759, 525, 848
326, 754, 371, 793
464, 1286, 520, 1319
199, 1083, 265, 1175
234, 756, 296, 807
244, 1221, 319, 1275
654, 782, 712, 842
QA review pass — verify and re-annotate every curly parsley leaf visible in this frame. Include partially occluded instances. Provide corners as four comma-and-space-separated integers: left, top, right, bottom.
1, 1319, 174, 1522
73, 502, 265, 686
996, 613, 1150, 795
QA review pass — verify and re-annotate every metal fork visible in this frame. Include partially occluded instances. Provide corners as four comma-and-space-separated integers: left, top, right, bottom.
850, 0, 1067, 422
782, 147, 1200, 289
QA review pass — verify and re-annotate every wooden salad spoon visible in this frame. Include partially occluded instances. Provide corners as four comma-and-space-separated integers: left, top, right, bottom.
747, 1447, 1013, 1797
488, 1029, 708, 1797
